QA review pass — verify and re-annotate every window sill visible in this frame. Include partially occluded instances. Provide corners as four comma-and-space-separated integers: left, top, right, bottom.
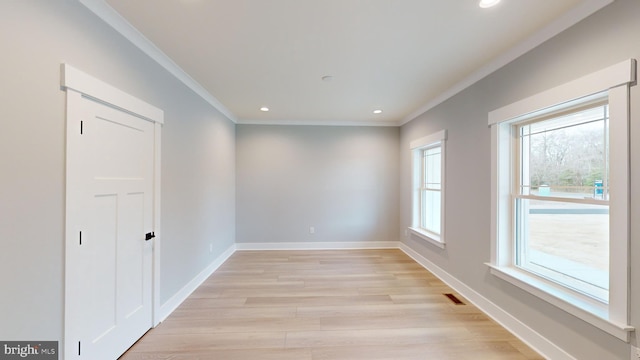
408, 227, 445, 249
486, 263, 634, 342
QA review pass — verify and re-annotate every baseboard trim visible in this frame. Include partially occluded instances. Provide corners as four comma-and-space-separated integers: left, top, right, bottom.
235, 241, 400, 250
399, 243, 575, 360
157, 243, 236, 323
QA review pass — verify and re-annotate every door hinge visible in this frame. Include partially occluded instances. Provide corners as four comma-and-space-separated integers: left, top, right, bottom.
145, 232, 155, 241
78, 341, 81, 356
79, 231, 82, 245
80, 121, 83, 135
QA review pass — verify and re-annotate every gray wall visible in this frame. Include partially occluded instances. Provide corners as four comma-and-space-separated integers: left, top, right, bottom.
0, 0, 235, 343
236, 125, 399, 245
400, 0, 640, 359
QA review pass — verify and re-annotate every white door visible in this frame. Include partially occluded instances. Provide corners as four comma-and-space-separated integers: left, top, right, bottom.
68, 94, 154, 360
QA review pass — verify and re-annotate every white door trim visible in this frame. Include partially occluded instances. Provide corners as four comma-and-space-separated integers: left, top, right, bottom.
61, 64, 164, 124
62, 64, 163, 358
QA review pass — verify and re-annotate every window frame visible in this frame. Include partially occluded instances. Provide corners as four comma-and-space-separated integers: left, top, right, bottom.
514, 102, 611, 302
487, 59, 636, 342
409, 130, 447, 248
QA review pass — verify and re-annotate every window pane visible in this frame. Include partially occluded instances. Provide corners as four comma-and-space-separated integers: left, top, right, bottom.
520, 105, 609, 200
423, 146, 441, 190
421, 145, 442, 235
516, 198, 609, 300
421, 189, 441, 234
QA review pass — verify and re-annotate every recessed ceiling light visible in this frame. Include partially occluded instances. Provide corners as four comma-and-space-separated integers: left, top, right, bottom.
260, 107, 269, 112
479, 0, 500, 8
373, 109, 383, 114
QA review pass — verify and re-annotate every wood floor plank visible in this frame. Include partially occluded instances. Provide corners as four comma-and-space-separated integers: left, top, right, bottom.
284, 327, 474, 348
169, 306, 297, 321
311, 341, 530, 360
125, 332, 286, 353
244, 294, 393, 307
219, 287, 362, 298
317, 313, 494, 331
120, 348, 312, 360
176, 297, 247, 309
152, 317, 321, 335
120, 249, 542, 359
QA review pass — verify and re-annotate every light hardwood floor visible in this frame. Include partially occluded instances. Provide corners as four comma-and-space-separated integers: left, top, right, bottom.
120, 249, 543, 359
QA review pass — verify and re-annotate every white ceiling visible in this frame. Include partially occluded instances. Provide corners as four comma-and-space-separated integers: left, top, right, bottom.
91, 0, 610, 126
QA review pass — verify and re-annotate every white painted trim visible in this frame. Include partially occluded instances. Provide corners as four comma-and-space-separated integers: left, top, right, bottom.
488, 59, 636, 125
401, 0, 614, 126
487, 264, 633, 341
152, 122, 162, 327
490, 123, 516, 267
63, 89, 86, 360
399, 243, 576, 360
61, 63, 164, 124
607, 84, 632, 326
235, 241, 400, 251
237, 118, 399, 127
408, 227, 445, 249
78, 0, 235, 123
158, 244, 237, 323
409, 129, 447, 150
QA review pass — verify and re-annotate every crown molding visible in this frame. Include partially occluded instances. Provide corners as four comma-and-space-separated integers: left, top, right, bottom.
78, 0, 237, 123
399, 0, 614, 126
237, 118, 399, 127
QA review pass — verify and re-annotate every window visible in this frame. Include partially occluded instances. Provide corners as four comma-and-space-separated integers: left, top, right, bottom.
516, 102, 609, 302
409, 130, 446, 248
488, 59, 635, 341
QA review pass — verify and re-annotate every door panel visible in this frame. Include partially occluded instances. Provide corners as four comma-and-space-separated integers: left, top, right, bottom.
87, 194, 118, 343
119, 190, 146, 319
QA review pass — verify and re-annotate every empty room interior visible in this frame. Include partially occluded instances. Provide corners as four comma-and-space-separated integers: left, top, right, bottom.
1, 0, 640, 359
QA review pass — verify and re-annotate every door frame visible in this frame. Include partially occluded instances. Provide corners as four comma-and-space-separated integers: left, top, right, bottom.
61, 64, 163, 359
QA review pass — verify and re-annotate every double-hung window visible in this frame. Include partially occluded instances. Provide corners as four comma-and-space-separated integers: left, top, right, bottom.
409, 130, 447, 248
488, 59, 635, 341
515, 102, 610, 301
